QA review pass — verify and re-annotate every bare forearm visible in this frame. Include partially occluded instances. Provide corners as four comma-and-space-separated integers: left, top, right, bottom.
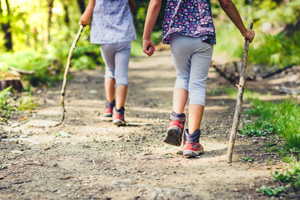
83, 0, 95, 19
80, 0, 95, 25
219, 0, 247, 35
143, 0, 162, 40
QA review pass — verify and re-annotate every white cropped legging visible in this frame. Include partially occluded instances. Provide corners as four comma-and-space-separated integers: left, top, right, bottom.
170, 33, 213, 106
100, 41, 131, 87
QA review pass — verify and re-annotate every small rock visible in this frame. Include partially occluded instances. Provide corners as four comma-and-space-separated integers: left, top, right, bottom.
249, 182, 255, 189
26, 120, 60, 128
89, 90, 97, 94
59, 131, 71, 138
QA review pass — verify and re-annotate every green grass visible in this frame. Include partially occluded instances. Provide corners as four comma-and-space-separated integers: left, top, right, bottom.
0, 87, 38, 122
273, 160, 300, 192
0, 87, 15, 122
257, 185, 286, 196
258, 160, 300, 196
242, 99, 300, 151
221, 86, 266, 100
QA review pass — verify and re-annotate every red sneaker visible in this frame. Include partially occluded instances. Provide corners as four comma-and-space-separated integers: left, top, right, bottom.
113, 107, 126, 126
104, 107, 113, 118
183, 142, 204, 157
164, 112, 186, 146
104, 100, 115, 118
183, 129, 204, 157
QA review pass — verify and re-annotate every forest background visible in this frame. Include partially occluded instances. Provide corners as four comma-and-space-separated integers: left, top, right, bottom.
0, 0, 299, 87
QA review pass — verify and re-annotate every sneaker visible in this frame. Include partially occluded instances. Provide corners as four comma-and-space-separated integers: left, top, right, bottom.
164, 111, 186, 146
113, 107, 126, 126
183, 129, 204, 157
104, 100, 115, 118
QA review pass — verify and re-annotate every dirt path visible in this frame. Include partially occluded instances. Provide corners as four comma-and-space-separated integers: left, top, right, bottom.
1, 51, 284, 199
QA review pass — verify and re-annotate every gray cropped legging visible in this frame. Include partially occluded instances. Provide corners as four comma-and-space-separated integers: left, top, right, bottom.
100, 41, 131, 87
170, 33, 213, 106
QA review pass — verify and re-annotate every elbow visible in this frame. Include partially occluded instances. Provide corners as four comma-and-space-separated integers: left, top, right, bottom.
149, 0, 162, 10
219, 0, 232, 9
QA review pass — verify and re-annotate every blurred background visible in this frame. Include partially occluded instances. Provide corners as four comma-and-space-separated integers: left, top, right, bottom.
0, 0, 299, 87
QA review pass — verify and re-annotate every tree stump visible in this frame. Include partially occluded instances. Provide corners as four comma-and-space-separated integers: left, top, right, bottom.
0, 71, 23, 92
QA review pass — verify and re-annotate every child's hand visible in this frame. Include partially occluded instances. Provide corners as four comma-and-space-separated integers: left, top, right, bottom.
79, 14, 91, 25
242, 29, 255, 43
143, 39, 155, 57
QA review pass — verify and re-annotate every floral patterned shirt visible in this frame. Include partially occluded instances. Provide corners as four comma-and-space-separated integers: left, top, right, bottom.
90, 0, 137, 44
162, 0, 216, 45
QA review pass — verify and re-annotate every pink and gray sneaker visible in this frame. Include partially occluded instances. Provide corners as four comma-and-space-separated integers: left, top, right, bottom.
164, 112, 186, 146
183, 129, 204, 157
104, 100, 115, 118
113, 107, 126, 126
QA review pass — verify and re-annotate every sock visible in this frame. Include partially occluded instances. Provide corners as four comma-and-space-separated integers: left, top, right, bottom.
106, 99, 115, 108
171, 111, 185, 118
185, 129, 201, 143
116, 106, 125, 113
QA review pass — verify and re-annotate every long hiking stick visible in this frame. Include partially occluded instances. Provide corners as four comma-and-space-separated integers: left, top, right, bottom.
60, 25, 85, 122
227, 23, 253, 163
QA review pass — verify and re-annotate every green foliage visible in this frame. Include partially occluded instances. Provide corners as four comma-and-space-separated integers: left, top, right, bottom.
0, 87, 16, 122
0, 40, 104, 87
241, 156, 254, 162
246, 32, 300, 67
131, 40, 143, 56
0, 52, 55, 86
273, 161, 300, 191
241, 120, 275, 137
0, 87, 38, 122
223, 87, 262, 99
257, 185, 286, 196
242, 99, 300, 152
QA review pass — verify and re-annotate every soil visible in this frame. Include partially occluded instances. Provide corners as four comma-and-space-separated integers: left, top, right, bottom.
0, 51, 296, 200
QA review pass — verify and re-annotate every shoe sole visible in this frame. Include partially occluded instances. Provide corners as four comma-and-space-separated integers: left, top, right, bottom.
103, 114, 112, 118
183, 150, 204, 157
164, 127, 182, 146
113, 119, 126, 126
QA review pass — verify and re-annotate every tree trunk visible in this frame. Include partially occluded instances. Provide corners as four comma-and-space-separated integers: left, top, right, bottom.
77, 0, 85, 14
1, 0, 13, 51
0, 1, 2, 16
47, 0, 54, 44
63, 0, 69, 26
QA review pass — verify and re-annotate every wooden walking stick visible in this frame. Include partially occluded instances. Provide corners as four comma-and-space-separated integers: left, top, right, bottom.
227, 23, 253, 163
60, 25, 85, 122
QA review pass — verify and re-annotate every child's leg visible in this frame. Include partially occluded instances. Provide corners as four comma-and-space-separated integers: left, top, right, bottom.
105, 78, 115, 102
173, 88, 188, 114
100, 44, 117, 103
188, 105, 204, 133
163, 34, 193, 146
188, 41, 213, 133
170, 33, 192, 114
115, 85, 127, 109
114, 41, 131, 109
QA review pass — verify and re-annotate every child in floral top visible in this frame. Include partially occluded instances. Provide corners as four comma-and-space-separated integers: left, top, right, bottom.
80, 0, 136, 126
143, 0, 255, 157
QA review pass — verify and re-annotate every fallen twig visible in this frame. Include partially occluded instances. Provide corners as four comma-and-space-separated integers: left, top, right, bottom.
278, 86, 300, 95
8, 66, 36, 75
262, 64, 294, 79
